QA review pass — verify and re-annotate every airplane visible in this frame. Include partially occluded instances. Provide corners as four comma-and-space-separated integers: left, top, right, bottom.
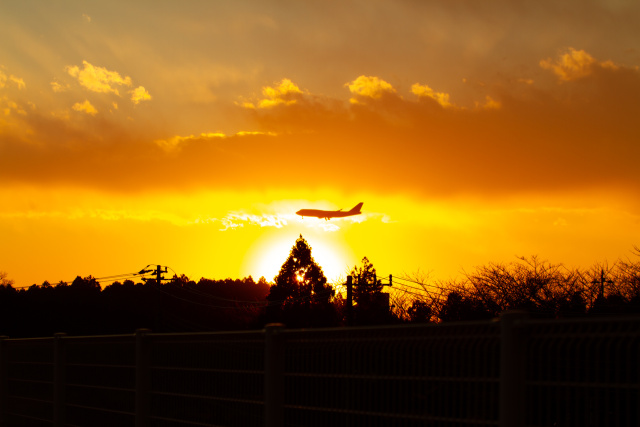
296, 202, 363, 220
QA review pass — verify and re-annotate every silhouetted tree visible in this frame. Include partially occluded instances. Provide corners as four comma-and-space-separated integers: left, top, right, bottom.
266, 234, 336, 327
167, 273, 196, 287
461, 256, 582, 318
349, 257, 395, 325
0, 272, 17, 337
387, 270, 440, 323
407, 300, 433, 323
556, 290, 587, 318
438, 291, 493, 322
71, 275, 101, 291
350, 257, 382, 305
0, 270, 14, 287
589, 292, 629, 316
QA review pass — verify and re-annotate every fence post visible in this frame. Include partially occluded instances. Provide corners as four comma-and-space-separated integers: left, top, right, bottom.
53, 333, 66, 427
264, 323, 285, 427
499, 310, 528, 427
346, 276, 353, 326
0, 336, 7, 427
136, 329, 151, 427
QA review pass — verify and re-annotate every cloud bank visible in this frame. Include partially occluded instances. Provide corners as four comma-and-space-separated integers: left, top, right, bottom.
0, 49, 638, 209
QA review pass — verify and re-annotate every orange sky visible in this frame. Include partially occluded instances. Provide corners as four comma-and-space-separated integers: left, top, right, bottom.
1, 1, 639, 287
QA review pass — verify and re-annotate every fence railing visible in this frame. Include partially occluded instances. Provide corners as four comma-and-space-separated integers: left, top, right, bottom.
1, 312, 639, 427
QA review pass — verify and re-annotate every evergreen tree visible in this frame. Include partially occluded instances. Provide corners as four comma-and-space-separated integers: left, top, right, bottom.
350, 256, 382, 305
350, 257, 392, 325
266, 234, 336, 327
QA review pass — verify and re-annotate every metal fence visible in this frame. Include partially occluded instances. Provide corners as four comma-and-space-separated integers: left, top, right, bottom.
524, 316, 640, 426
1, 313, 639, 427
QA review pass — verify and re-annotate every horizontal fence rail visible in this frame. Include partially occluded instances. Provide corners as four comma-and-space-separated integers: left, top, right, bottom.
281, 322, 500, 426
1, 313, 639, 427
524, 316, 640, 427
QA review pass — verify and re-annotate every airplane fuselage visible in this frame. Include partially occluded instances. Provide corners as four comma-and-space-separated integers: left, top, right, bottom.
296, 203, 363, 220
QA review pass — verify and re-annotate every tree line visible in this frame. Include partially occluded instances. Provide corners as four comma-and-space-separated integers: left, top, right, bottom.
391, 249, 640, 323
1, 238, 639, 337
0, 274, 270, 337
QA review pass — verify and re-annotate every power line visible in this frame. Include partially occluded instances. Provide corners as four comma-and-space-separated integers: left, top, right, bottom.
378, 271, 444, 293
390, 286, 433, 299
12, 265, 157, 289
13, 263, 338, 309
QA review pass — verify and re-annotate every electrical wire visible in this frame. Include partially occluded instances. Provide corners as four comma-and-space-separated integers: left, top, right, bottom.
161, 269, 267, 305
389, 286, 432, 299
381, 272, 445, 293
14, 263, 336, 310
12, 266, 154, 289
156, 265, 339, 309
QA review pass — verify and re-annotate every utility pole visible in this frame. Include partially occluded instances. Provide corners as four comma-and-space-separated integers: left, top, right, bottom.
346, 274, 393, 326
139, 265, 168, 285
138, 265, 168, 331
378, 274, 393, 316
154, 265, 167, 285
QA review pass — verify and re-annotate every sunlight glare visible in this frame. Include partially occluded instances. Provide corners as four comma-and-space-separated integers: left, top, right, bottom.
242, 229, 354, 284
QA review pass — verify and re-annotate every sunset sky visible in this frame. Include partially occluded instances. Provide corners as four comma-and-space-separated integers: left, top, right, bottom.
1, 1, 639, 288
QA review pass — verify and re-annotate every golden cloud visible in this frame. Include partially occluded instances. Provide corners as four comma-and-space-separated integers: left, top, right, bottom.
155, 132, 226, 151
0, 69, 25, 90
51, 81, 69, 93
66, 61, 132, 95
411, 83, 452, 107
243, 78, 304, 109
2, 59, 640, 206
236, 131, 277, 137
479, 95, 500, 110
1, 96, 26, 116
155, 131, 277, 152
72, 100, 98, 116
347, 76, 395, 102
130, 86, 152, 104
9, 75, 25, 90
540, 48, 618, 81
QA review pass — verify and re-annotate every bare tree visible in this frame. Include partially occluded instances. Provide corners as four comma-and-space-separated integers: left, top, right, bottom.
0, 271, 14, 287
462, 256, 585, 317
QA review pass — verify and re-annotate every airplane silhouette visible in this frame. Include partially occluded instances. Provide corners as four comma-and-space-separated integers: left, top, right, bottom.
296, 202, 363, 220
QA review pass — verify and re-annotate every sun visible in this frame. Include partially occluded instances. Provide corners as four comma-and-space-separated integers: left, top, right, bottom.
242, 230, 354, 284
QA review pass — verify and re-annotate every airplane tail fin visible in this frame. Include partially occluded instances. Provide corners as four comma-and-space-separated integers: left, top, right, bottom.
349, 202, 363, 214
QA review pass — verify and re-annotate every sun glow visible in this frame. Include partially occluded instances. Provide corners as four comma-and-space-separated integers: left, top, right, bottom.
242, 229, 354, 284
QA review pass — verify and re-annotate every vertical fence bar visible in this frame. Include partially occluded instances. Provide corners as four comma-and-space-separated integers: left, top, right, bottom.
265, 324, 285, 427
0, 336, 7, 427
346, 276, 353, 327
136, 329, 151, 427
499, 311, 528, 427
53, 333, 66, 427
